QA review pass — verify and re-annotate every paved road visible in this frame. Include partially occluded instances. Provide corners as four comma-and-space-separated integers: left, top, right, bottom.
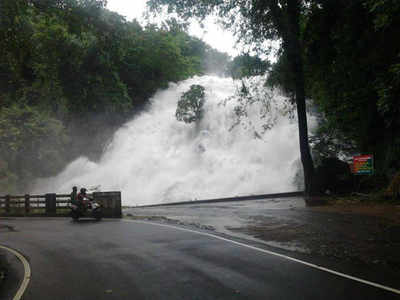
126, 198, 400, 275
0, 218, 398, 299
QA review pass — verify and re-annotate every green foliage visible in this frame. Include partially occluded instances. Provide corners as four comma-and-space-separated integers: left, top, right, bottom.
0, 0, 228, 192
267, 0, 400, 180
365, 0, 400, 30
267, 52, 296, 100
148, 0, 288, 43
309, 118, 357, 166
227, 54, 270, 79
220, 77, 295, 140
176, 85, 205, 124
0, 105, 67, 193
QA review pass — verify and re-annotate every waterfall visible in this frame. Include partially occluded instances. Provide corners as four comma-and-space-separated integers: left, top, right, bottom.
34, 75, 313, 205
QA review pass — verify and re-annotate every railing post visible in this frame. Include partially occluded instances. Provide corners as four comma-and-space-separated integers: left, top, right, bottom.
5, 195, 10, 214
45, 193, 56, 216
25, 194, 30, 214
115, 192, 122, 218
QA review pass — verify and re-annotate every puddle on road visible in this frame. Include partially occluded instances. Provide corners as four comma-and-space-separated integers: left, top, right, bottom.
0, 225, 17, 232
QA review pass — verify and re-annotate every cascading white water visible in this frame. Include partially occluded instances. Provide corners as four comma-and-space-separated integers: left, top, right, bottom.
35, 75, 313, 205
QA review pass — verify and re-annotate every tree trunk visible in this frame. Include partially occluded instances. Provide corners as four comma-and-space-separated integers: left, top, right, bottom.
286, 0, 315, 196
295, 65, 315, 195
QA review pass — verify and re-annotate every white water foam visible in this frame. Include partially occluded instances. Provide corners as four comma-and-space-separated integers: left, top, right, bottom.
35, 75, 313, 205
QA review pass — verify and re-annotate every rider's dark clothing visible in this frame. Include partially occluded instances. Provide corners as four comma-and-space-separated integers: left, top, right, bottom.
70, 190, 78, 205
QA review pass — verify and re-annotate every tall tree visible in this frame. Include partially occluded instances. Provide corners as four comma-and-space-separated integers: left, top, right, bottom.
148, 0, 316, 195
302, 0, 400, 178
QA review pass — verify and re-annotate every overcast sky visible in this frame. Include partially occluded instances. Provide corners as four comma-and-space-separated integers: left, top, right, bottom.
106, 0, 240, 56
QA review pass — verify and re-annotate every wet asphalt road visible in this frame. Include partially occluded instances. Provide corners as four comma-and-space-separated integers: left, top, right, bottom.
0, 218, 398, 300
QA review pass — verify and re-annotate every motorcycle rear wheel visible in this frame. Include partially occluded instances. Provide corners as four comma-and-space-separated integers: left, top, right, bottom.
93, 210, 102, 221
71, 210, 79, 221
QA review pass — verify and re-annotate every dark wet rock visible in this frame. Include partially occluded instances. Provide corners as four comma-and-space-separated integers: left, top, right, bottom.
312, 157, 353, 195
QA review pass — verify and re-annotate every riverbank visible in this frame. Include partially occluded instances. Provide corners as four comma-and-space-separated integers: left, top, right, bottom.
125, 197, 400, 272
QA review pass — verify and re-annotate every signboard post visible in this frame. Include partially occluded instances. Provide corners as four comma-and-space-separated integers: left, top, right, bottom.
352, 154, 374, 175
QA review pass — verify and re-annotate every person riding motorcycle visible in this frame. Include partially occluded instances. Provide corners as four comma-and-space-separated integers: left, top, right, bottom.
77, 188, 90, 211
71, 187, 102, 221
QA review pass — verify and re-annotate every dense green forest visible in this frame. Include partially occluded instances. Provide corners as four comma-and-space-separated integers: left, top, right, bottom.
0, 0, 233, 193
268, 0, 400, 190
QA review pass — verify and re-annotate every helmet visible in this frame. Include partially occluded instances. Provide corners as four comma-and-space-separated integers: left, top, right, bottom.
72, 186, 77, 191
80, 188, 87, 193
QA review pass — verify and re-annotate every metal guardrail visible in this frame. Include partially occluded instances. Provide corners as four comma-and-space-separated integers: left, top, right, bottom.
137, 191, 304, 208
0, 194, 69, 215
0, 192, 122, 218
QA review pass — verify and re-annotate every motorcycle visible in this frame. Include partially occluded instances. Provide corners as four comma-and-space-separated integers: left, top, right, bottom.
70, 197, 102, 221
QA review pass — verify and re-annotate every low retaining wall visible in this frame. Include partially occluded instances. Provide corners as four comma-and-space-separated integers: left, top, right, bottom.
138, 191, 304, 208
